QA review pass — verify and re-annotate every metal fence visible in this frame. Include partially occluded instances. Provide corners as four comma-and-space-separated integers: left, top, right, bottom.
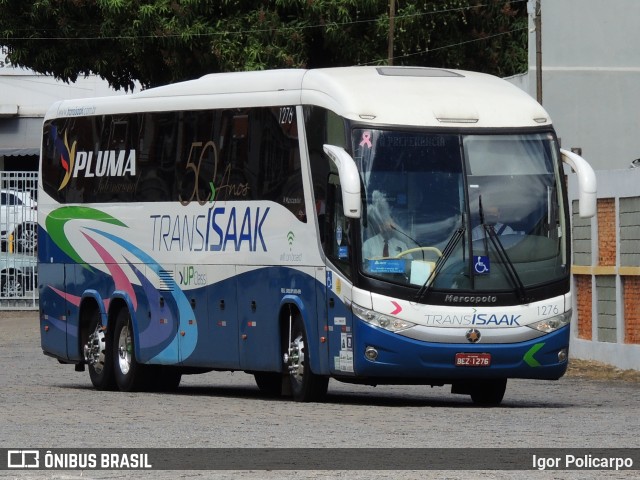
0, 171, 38, 310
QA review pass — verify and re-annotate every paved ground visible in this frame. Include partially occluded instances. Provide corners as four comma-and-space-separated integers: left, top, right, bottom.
1, 310, 638, 479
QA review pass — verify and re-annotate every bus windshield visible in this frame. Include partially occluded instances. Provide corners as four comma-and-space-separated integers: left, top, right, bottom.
353, 129, 567, 293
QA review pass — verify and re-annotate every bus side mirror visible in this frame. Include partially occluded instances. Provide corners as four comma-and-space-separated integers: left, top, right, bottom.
561, 148, 597, 218
323, 144, 361, 218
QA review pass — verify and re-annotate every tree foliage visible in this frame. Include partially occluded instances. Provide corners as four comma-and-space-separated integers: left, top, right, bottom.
0, 0, 528, 91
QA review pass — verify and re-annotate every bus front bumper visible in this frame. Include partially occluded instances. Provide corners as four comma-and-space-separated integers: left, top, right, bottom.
352, 319, 570, 381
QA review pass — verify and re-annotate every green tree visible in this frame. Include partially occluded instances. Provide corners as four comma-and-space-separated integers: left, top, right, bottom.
0, 0, 527, 91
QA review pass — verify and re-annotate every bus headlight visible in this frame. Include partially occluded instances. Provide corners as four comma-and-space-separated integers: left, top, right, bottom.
527, 310, 572, 333
352, 303, 416, 332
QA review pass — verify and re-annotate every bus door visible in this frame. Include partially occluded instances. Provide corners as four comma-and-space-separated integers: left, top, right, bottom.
38, 262, 68, 360
324, 175, 356, 376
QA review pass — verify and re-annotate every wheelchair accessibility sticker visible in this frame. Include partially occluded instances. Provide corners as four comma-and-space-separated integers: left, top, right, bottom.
474, 255, 490, 275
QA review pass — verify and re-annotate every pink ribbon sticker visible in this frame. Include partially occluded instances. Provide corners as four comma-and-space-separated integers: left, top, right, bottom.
359, 131, 372, 148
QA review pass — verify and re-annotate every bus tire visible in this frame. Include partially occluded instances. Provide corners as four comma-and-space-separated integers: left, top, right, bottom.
85, 309, 116, 391
285, 313, 328, 402
469, 379, 507, 406
113, 309, 149, 392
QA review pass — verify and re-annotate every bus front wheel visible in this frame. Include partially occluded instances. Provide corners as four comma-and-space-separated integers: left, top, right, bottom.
284, 313, 328, 402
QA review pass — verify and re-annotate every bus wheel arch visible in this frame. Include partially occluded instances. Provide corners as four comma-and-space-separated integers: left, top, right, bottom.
281, 304, 328, 402
252, 305, 293, 397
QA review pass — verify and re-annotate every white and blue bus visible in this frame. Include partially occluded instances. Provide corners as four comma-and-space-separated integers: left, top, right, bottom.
39, 66, 596, 405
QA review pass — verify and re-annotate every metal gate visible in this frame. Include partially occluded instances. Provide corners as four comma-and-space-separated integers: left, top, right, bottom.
0, 171, 38, 310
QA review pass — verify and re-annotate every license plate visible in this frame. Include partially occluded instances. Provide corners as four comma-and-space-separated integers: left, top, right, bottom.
455, 353, 491, 367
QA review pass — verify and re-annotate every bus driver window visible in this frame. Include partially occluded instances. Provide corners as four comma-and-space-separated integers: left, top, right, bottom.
362, 191, 408, 260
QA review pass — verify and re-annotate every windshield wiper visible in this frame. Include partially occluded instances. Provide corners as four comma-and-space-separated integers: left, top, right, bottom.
415, 226, 465, 302
476, 195, 526, 301
482, 224, 527, 302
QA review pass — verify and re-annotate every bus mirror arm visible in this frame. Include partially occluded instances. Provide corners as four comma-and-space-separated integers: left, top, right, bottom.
323, 144, 362, 218
560, 148, 597, 218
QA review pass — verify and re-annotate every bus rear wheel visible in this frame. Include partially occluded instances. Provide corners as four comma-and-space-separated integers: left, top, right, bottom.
284, 313, 328, 402
113, 309, 149, 392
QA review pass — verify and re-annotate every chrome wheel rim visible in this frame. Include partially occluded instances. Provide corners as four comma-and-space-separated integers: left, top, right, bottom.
288, 333, 305, 385
117, 322, 132, 375
84, 323, 106, 374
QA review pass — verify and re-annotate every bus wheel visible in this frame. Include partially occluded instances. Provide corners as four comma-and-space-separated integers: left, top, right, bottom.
113, 309, 148, 392
469, 379, 507, 406
84, 310, 116, 391
254, 372, 283, 397
284, 314, 328, 402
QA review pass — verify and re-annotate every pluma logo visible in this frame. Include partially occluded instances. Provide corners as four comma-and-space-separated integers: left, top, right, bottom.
51, 125, 136, 191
